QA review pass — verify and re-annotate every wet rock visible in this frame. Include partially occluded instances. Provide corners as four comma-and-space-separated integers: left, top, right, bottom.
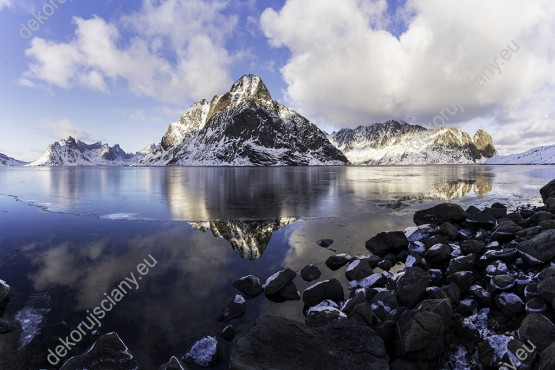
306, 301, 346, 327
539, 219, 555, 230
369, 291, 399, 321
365, 231, 409, 257
516, 226, 544, 240
341, 290, 367, 315
484, 204, 507, 219
495, 292, 525, 316
325, 254, 352, 271
404, 224, 438, 242
447, 254, 476, 275
347, 273, 386, 290
517, 230, 555, 265
159, 356, 188, 370
518, 313, 555, 351
349, 302, 380, 327
396, 267, 430, 308
538, 277, 555, 306
460, 239, 485, 254
377, 259, 394, 271
540, 342, 555, 370
457, 298, 479, 316
526, 297, 548, 314
524, 211, 553, 227
300, 264, 321, 282
221, 325, 236, 342
302, 279, 344, 307
416, 298, 452, 329
439, 222, 459, 240
492, 220, 523, 241
395, 310, 445, 360
0, 280, 9, 302
465, 213, 497, 229
425, 243, 451, 263
506, 212, 524, 223
490, 274, 516, 291
60, 332, 138, 370
317, 239, 334, 248
546, 197, 555, 213
264, 268, 296, 296
413, 203, 467, 226
0, 318, 15, 334
232, 275, 263, 298
230, 316, 389, 370
466, 205, 482, 215
217, 295, 247, 323
183, 336, 223, 368
272, 281, 301, 302
345, 259, 373, 281
447, 271, 474, 293
540, 179, 555, 203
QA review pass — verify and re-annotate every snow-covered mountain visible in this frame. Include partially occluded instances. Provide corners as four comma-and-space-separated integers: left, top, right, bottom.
0, 153, 26, 166
138, 74, 348, 166
189, 218, 296, 260
486, 144, 555, 164
329, 121, 496, 165
29, 137, 141, 166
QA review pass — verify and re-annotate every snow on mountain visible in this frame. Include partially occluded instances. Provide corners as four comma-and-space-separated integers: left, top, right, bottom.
486, 144, 555, 164
0, 153, 26, 166
329, 121, 496, 165
138, 74, 348, 166
29, 137, 142, 166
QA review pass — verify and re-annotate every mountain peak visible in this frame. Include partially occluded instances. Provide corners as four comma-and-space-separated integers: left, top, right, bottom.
229, 74, 272, 102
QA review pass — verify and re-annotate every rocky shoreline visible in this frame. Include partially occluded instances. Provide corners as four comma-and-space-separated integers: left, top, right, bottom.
3, 180, 555, 369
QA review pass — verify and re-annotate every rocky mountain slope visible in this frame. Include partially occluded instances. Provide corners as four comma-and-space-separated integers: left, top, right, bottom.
0, 153, 26, 166
329, 121, 496, 165
486, 144, 555, 164
138, 75, 348, 166
29, 137, 142, 166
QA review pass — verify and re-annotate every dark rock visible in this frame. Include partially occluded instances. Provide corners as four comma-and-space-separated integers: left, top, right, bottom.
0, 280, 9, 303
416, 298, 452, 330
538, 277, 555, 305
457, 298, 479, 316
447, 254, 476, 275
364, 254, 383, 268
465, 212, 497, 229
540, 179, 555, 203
447, 271, 474, 293
518, 313, 555, 351
396, 267, 430, 308
345, 259, 373, 281
325, 254, 352, 271
517, 230, 555, 265
460, 239, 485, 254
539, 219, 555, 230
425, 243, 451, 263
404, 224, 438, 242
376, 259, 393, 271
232, 275, 263, 298
270, 281, 301, 302
423, 234, 449, 249
492, 219, 523, 241
466, 205, 482, 215
0, 318, 15, 334
495, 292, 525, 316
490, 274, 516, 291
369, 291, 399, 321
526, 297, 548, 314
306, 301, 346, 327
183, 336, 223, 368
540, 342, 555, 370
439, 222, 459, 240
264, 268, 296, 295
159, 356, 188, 370
484, 205, 507, 219
443, 282, 461, 302
365, 231, 409, 257
349, 302, 380, 327
525, 283, 541, 299
217, 294, 247, 323
413, 203, 467, 226
221, 325, 236, 342
546, 197, 555, 213
317, 239, 334, 248
538, 267, 555, 281
525, 211, 553, 226
506, 212, 524, 223
60, 332, 138, 370
341, 290, 367, 315
516, 226, 544, 240
428, 269, 443, 284
347, 273, 386, 291
395, 310, 445, 360
302, 279, 344, 307
300, 264, 321, 282
470, 284, 492, 306
230, 316, 389, 370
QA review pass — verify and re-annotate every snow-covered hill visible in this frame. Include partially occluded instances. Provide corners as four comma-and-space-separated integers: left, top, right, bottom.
29, 137, 142, 166
138, 74, 348, 166
329, 122, 496, 165
0, 153, 26, 166
486, 144, 555, 164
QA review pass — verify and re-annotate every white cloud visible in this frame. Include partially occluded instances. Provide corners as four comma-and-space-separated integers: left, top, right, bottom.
22, 0, 238, 104
261, 0, 555, 153
0, 0, 11, 11
39, 118, 93, 142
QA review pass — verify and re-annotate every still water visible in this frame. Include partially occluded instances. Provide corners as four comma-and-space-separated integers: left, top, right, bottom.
0, 165, 553, 369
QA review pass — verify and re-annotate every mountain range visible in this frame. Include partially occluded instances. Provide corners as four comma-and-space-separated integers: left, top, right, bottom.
0, 153, 26, 166
3, 74, 548, 167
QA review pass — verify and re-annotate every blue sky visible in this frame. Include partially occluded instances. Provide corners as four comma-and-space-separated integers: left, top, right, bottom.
1, 0, 554, 161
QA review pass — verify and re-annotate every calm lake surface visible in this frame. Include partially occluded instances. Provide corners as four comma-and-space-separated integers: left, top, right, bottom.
0, 165, 554, 369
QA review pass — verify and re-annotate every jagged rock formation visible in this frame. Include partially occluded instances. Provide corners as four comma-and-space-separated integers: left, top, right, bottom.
329, 121, 496, 165
189, 218, 296, 259
29, 137, 142, 166
139, 75, 348, 166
